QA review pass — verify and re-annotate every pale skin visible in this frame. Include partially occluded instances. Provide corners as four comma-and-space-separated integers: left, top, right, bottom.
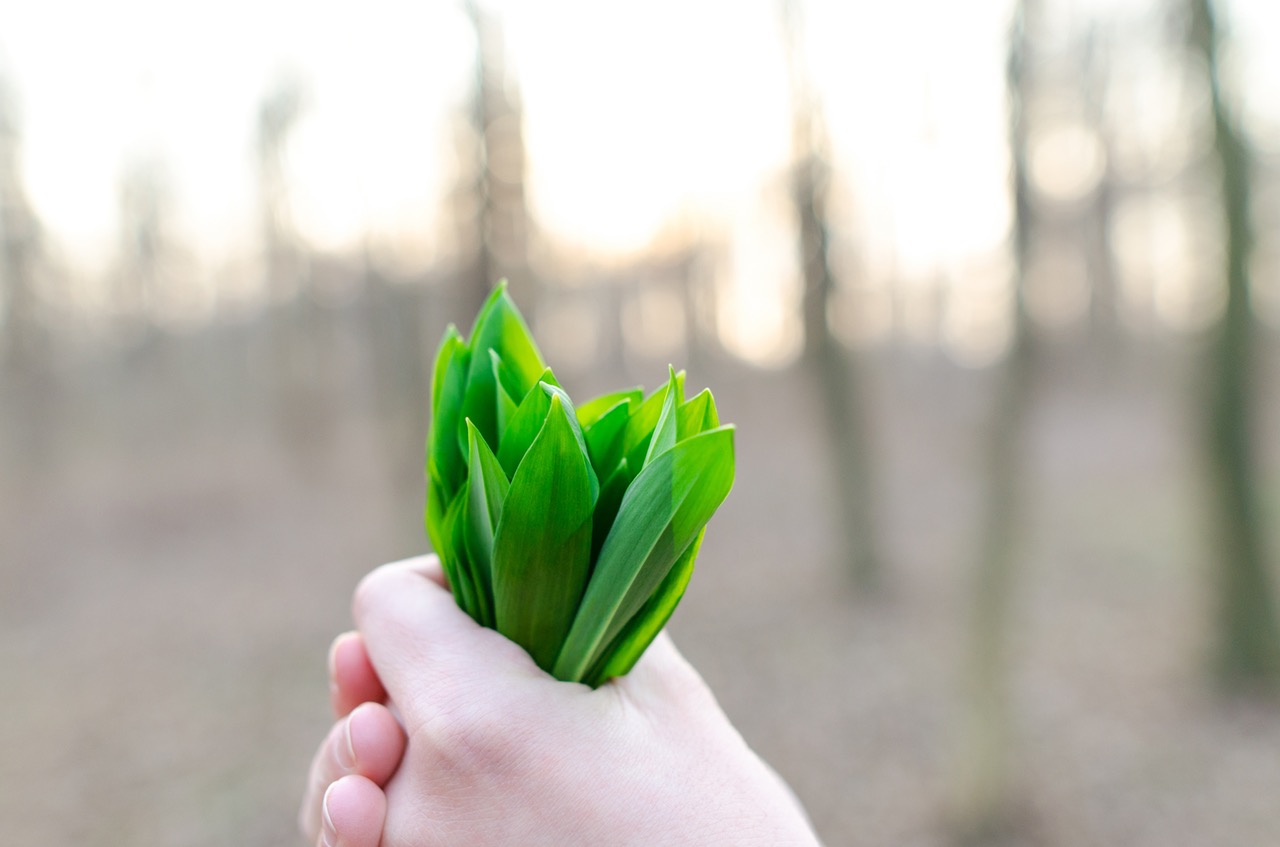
300, 555, 821, 847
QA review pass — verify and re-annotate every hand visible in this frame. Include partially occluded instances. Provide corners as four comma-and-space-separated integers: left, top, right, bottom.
354, 555, 819, 846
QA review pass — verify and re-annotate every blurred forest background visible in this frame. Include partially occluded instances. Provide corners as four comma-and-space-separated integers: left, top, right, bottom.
3, 0, 1280, 844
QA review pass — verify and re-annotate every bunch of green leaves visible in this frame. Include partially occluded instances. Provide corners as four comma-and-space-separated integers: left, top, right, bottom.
426, 283, 735, 687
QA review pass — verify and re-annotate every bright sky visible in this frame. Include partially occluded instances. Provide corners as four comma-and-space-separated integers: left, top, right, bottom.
2, 0, 1278, 360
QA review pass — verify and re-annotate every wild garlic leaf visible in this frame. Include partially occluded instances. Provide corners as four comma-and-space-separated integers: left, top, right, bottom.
553, 425, 735, 681
493, 395, 597, 672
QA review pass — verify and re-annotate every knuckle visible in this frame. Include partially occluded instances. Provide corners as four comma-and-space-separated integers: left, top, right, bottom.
417, 695, 527, 774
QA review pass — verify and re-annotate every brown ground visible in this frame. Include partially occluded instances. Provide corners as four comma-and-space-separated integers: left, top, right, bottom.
3, 334, 1279, 846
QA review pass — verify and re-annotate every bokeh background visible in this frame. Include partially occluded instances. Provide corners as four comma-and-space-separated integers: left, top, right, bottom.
3, 0, 1280, 844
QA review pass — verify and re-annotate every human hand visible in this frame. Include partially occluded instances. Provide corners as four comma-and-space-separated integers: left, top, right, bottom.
302, 555, 820, 846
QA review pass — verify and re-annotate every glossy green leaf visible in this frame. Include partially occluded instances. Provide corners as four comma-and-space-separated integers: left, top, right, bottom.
429, 332, 471, 496
425, 467, 448, 560
583, 527, 705, 687
590, 458, 630, 565
582, 399, 633, 479
460, 283, 547, 450
576, 388, 641, 429
441, 481, 481, 623
492, 395, 597, 672
642, 367, 680, 468
620, 370, 686, 476
463, 420, 509, 628
490, 350, 521, 437
553, 425, 735, 681
676, 388, 719, 440
496, 379, 554, 479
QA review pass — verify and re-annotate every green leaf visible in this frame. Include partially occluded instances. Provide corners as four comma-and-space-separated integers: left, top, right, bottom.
620, 370, 686, 475
429, 331, 471, 496
576, 388, 641, 429
642, 367, 680, 468
590, 458, 630, 565
490, 351, 520, 437
582, 399, 633, 480
553, 425, 735, 682
584, 527, 705, 687
676, 388, 719, 440
461, 283, 547, 451
463, 420, 509, 628
425, 467, 449, 560
496, 378, 554, 479
492, 395, 597, 672
441, 481, 481, 623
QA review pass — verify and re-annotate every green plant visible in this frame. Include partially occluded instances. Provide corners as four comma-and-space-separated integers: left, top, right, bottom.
425, 283, 735, 686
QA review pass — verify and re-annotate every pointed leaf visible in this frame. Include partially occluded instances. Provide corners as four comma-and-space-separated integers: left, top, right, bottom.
642, 367, 680, 468
553, 425, 735, 681
582, 399, 633, 480
497, 379, 554, 478
429, 333, 471, 496
576, 388, 642, 429
584, 527, 705, 687
676, 388, 718, 440
464, 420, 509, 628
461, 283, 546, 450
492, 395, 596, 672
490, 351, 520, 437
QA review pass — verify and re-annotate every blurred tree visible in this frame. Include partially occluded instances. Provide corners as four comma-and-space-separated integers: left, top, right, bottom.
952, 0, 1038, 840
0, 72, 41, 375
255, 73, 335, 473
256, 72, 308, 303
779, 0, 881, 590
453, 0, 534, 319
114, 153, 173, 336
1188, 0, 1280, 689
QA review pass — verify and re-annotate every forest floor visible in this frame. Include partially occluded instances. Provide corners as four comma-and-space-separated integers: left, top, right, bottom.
2, 334, 1279, 846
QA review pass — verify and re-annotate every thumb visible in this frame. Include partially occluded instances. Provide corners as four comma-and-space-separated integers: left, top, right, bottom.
352, 556, 544, 714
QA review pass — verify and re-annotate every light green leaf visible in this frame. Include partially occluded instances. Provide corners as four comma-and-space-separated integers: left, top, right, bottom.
584, 527, 705, 687
461, 283, 547, 450
676, 388, 719, 440
553, 425, 735, 682
576, 388, 641, 429
642, 367, 680, 468
496, 378, 554, 479
492, 395, 597, 672
620, 370, 686, 475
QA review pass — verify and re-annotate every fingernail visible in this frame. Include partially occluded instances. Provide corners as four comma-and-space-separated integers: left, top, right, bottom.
320, 782, 339, 847
335, 715, 356, 770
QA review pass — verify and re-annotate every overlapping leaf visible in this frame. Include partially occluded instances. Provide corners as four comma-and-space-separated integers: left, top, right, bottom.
424, 281, 734, 685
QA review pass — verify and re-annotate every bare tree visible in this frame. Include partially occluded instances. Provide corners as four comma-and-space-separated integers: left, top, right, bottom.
1188, 0, 1280, 689
779, 0, 881, 590
454, 0, 534, 317
0, 73, 43, 374
951, 1, 1039, 840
